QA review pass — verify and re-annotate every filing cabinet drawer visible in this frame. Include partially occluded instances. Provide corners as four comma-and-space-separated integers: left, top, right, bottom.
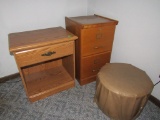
81, 52, 111, 79
81, 26, 115, 56
14, 41, 74, 67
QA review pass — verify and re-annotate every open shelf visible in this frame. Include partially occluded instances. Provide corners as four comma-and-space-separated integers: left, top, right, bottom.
22, 57, 75, 102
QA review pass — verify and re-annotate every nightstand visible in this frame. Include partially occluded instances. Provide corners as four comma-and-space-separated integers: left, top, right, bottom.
9, 27, 77, 102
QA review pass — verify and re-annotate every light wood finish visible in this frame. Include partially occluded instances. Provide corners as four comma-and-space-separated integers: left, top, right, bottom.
65, 15, 118, 85
9, 27, 77, 102
9, 27, 77, 52
81, 26, 116, 56
14, 41, 74, 67
81, 52, 111, 79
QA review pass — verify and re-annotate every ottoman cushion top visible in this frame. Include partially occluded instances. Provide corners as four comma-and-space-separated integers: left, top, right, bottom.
98, 63, 154, 97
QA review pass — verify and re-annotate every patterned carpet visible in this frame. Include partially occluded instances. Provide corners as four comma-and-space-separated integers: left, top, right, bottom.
0, 77, 160, 120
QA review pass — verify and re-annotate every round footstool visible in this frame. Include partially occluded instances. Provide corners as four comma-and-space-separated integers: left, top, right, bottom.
94, 63, 154, 120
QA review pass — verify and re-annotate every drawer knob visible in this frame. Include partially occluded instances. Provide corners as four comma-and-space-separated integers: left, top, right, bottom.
41, 51, 56, 56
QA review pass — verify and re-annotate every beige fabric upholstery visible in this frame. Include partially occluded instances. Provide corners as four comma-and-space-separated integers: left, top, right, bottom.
94, 63, 154, 120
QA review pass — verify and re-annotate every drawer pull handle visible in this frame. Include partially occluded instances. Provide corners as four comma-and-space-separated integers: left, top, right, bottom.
94, 46, 99, 49
41, 51, 56, 56
94, 46, 103, 49
92, 69, 100, 72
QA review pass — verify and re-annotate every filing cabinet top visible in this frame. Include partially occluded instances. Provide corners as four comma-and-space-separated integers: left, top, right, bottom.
66, 14, 118, 28
9, 27, 78, 53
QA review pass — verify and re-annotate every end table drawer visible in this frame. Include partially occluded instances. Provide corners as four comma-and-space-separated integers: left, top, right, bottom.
15, 41, 74, 67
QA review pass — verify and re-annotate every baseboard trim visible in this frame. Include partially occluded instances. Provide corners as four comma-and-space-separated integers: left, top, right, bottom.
0, 73, 20, 83
149, 95, 160, 108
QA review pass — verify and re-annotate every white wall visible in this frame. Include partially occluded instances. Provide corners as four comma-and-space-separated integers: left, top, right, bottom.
0, 0, 87, 77
88, 0, 160, 100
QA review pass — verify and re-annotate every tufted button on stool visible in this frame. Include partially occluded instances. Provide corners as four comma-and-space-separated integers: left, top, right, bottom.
94, 63, 154, 120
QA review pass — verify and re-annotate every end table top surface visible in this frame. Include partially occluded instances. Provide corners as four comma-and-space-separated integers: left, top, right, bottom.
9, 27, 78, 52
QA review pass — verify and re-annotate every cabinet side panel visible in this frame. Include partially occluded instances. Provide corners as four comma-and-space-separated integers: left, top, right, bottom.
62, 54, 74, 79
13, 52, 29, 98
65, 18, 81, 81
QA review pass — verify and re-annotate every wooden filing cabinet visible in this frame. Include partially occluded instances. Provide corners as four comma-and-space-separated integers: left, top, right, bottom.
9, 27, 77, 102
65, 15, 118, 85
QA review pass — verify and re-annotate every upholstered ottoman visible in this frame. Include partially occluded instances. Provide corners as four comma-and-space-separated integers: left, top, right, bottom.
94, 63, 153, 120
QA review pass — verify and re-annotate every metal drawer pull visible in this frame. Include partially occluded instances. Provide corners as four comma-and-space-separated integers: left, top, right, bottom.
94, 46, 103, 49
92, 69, 97, 72
94, 46, 99, 49
92, 67, 101, 72
41, 51, 56, 56
92, 69, 100, 72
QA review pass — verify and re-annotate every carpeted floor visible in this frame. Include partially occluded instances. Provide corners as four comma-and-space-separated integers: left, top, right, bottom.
0, 77, 160, 120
